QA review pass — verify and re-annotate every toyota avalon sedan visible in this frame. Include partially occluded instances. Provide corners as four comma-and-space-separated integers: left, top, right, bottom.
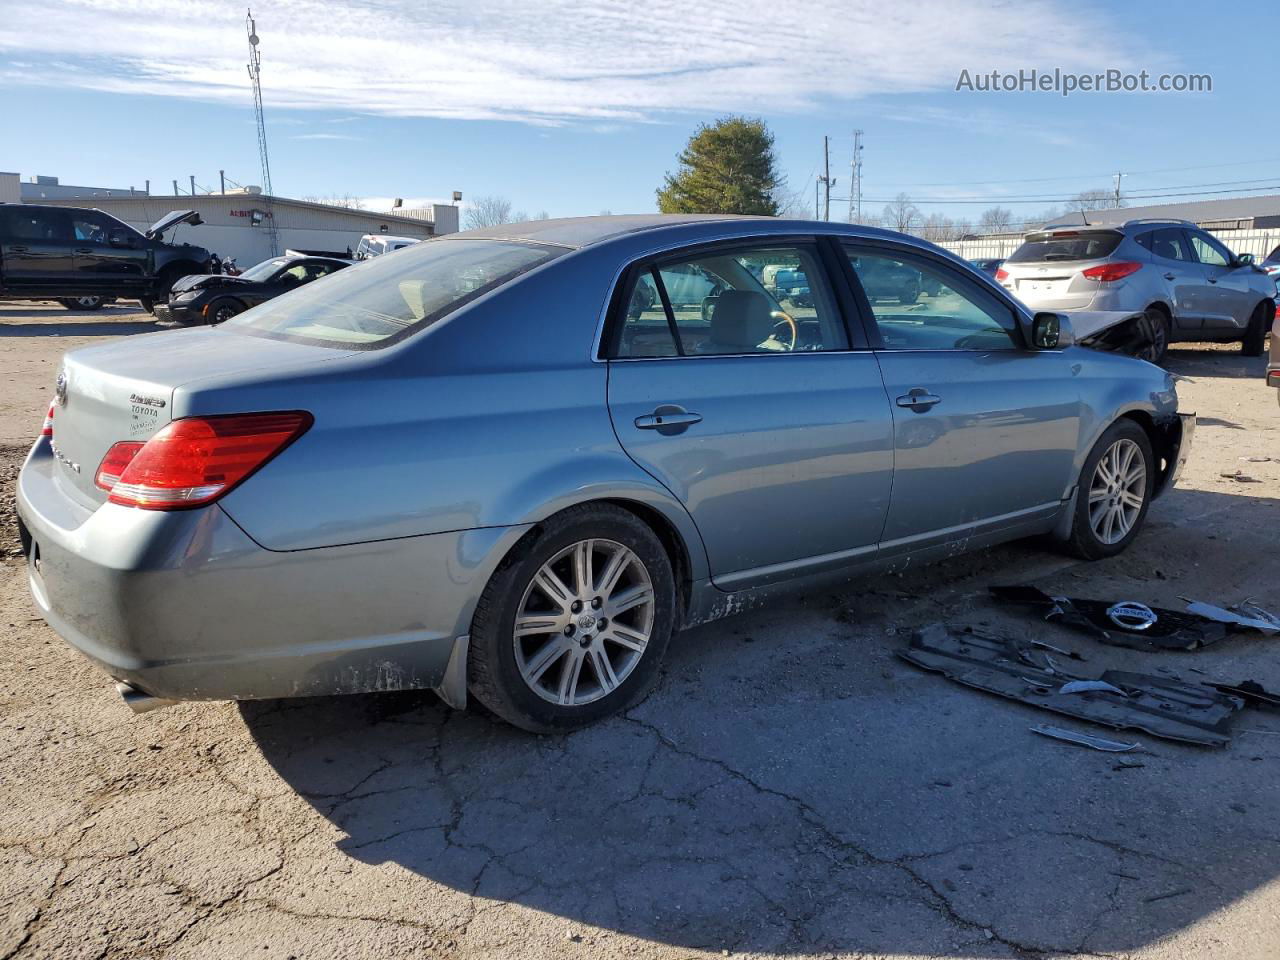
16, 215, 1194, 732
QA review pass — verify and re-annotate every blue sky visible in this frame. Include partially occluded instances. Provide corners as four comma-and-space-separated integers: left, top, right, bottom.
0, 0, 1271, 226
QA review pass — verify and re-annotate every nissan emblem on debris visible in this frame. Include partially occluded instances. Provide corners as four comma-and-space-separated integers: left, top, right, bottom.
1107, 601, 1158, 631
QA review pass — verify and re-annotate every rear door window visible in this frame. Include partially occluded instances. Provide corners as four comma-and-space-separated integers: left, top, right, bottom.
1136, 228, 1192, 262
608, 243, 848, 358
1007, 231, 1123, 263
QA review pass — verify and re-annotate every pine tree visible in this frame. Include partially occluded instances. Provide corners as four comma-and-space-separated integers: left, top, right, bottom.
656, 117, 781, 216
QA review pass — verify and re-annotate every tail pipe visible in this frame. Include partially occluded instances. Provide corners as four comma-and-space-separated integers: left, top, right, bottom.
115, 681, 179, 715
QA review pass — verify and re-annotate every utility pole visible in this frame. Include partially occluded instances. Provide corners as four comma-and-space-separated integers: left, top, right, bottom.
219, 170, 226, 195
172, 179, 179, 196
816, 136, 837, 221
1113, 170, 1125, 208
849, 129, 864, 223
814, 178, 820, 219
246, 9, 278, 254
190, 175, 196, 196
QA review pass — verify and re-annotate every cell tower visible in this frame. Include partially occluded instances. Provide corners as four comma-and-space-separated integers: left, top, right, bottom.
848, 130, 864, 224
246, 9, 278, 253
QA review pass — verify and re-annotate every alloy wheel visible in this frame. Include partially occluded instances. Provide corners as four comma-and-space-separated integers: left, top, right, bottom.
513, 538, 655, 706
1088, 438, 1147, 544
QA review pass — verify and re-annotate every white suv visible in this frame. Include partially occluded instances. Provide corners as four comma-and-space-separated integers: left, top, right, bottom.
999, 219, 1275, 361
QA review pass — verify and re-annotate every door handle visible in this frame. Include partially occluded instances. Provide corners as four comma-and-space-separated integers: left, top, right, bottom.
634, 406, 702, 432
1207, 277, 1218, 284
895, 389, 942, 411
74, 247, 94, 254
1163, 272, 1176, 280
9, 245, 27, 253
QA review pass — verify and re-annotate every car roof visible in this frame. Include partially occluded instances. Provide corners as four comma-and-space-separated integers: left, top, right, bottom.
443, 214, 781, 250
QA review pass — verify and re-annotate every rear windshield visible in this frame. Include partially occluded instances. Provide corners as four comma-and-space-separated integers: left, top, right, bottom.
1007, 231, 1123, 263
222, 238, 562, 349
1265, 245, 1280, 265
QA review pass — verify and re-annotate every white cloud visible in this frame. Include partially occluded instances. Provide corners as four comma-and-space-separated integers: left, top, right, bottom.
0, 0, 1149, 125
289, 132, 360, 140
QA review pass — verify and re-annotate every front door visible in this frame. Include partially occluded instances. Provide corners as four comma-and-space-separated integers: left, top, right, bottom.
69, 210, 149, 292
0, 207, 76, 292
1187, 230, 1254, 332
605, 240, 895, 589
841, 244, 1082, 555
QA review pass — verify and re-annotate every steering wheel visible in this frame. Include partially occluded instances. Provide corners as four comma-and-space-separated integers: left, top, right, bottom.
769, 310, 798, 351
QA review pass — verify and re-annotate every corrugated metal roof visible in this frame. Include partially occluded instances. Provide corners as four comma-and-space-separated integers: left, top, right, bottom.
1059, 193, 1280, 228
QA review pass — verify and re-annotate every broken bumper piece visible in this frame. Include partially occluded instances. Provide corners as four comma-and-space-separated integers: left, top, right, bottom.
900, 624, 1243, 747
990, 585, 1228, 651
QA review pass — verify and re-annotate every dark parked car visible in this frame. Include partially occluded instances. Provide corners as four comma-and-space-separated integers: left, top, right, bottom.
0, 205, 212, 311
969, 257, 1005, 277
854, 255, 924, 303
156, 254, 351, 325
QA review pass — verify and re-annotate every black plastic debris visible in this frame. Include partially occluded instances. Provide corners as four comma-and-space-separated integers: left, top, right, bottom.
990, 584, 1228, 651
900, 624, 1243, 747
1203, 680, 1280, 710
1182, 599, 1280, 636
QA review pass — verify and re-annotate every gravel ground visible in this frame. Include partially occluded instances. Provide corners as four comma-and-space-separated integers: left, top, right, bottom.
1, 303, 1277, 960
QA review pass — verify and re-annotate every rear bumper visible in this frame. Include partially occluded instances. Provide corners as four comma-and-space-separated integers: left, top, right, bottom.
16, 439, 524, 704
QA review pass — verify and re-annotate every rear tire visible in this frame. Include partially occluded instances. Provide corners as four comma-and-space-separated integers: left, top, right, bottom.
467, 504, 675, 733
1066, 419, 1155, 561
1140, 307, 1171, 365
57, 296, 105, 310
1241, 300, 1272, 357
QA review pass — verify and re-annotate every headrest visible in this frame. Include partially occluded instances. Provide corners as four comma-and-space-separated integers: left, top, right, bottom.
709, 290, 773, 350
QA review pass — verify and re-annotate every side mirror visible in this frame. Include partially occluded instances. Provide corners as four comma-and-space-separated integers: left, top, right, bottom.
1032, 312, 1075, 349
108, 229, 134, 248
1234, 252, 1255, 267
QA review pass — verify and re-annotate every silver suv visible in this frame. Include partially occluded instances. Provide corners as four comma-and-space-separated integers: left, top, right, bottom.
999, 219, 1275, 361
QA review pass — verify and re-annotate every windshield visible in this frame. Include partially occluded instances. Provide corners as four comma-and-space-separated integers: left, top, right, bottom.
222, 238, 562, 348
241, 258, 290, 282
1264, 245, 1280, 265
1007, 231, 1123, 263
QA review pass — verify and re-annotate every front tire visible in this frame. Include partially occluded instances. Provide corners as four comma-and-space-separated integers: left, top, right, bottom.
1241, 300, 1272, 357
208, 299, 244, 324
1066, 420, 1155, 561
467, 504, 675, 733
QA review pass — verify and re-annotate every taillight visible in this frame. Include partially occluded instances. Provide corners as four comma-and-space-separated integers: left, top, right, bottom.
1082, 261, 1142, 282
995, 268, 1009, 282
94, 441, 144, 491
95, 411, 312, 510
40, 401, 55, 438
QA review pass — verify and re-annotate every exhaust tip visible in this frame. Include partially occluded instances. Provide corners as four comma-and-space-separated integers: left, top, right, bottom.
115, 681, 179, 715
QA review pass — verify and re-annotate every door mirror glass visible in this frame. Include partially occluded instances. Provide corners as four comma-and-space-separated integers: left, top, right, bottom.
1033, 312, 1074, 349
1234, 252, 1255, 267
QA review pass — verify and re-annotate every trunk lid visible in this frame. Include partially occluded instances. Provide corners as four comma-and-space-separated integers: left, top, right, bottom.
50, 329, 354, 505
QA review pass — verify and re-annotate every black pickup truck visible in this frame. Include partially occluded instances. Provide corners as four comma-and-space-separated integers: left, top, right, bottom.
0, 204, 213, 311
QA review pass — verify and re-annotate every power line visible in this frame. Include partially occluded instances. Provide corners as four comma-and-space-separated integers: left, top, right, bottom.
855, 176, 1280, 205
845, 183, 1280, 207
874, 156, 1280, 190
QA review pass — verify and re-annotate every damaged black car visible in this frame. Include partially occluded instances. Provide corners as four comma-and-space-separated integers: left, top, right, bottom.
154, 253, 351, 325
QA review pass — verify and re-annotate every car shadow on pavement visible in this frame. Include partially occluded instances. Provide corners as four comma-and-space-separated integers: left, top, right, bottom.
0, 320, 159, 337
243, 488, 1280, 956
1165, 346, 1269, 380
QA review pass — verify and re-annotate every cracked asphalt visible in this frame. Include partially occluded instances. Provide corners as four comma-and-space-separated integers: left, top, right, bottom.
2, 304, 1278, 959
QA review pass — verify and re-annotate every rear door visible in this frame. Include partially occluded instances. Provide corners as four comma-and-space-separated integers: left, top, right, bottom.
1134, 228, 1203, 331
605, 239, 895, 589
0, 207, 76, 291
840, 243, 1081, 557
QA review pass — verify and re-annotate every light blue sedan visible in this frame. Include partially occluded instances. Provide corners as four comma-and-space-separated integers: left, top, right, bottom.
16, 215, 1194, 731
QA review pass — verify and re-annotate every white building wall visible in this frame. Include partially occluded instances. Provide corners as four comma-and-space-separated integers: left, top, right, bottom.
0, 172, 19, 204
939, 227, 1280, 262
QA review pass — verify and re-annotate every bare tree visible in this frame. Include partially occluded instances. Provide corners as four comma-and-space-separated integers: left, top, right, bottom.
534, 210, 551, 221
920, 212, 957, 242
1069, 189, 1123, 212
300, 192, 362, 209
464, 195, 514, 229
512, 210, 529, 223
978, 206, 1014, 234
598, 209, 614, 216
951, 219, 974, 239
882, 193, 920, 234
